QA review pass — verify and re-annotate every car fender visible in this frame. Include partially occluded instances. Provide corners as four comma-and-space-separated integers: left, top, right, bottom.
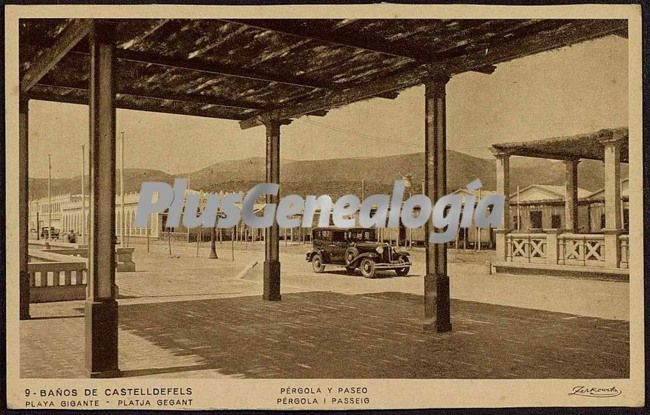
306, 249, 324, 262
350, 252, 379, 266
395, 252, 410, 261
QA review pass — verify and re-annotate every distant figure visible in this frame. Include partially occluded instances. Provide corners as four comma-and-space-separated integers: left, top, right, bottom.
68, 230, 77, 244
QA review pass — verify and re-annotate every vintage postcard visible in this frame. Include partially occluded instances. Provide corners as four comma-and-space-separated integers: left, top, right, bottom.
5, 3, 644, 410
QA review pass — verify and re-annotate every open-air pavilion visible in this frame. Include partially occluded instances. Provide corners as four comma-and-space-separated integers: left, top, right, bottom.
18, 18, 627, 377
490, 128, 630, 277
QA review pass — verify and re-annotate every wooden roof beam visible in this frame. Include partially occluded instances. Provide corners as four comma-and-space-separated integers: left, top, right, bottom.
496, 150, 591, 161
223, 19, 552, 70
68, 49, 329, 90
33, 81, 266, 111
472, 65, 497, 74
240, 19, 627, 129
452, 19, 627, 74
118, 19, 171, 49
222, 19, 422, 61
376, 91, 400, 99
492, 147, 628, 163
115, 49, 404, 103
69, 48, 397, 101
27, 89, 247, 120
119, 49, 331, 90
20, 19, 92, 93
240, 63, 440, 129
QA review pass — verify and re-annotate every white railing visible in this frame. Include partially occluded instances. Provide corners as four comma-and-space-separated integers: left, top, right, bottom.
28, 261, 87, 288
501, 230, 629, 270
28, 249, 88, 302
558, 233, 605, 266
29, 242, 135, 271
506, 233, 547, 263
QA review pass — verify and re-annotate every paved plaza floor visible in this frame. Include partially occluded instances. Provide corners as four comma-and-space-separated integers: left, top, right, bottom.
20, 240, 630, 379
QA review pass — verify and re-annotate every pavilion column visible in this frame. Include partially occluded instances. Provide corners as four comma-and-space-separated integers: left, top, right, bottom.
564, 159, 579, 233
423, 74, 451, 333
263, 118, 285, 301
602, 137, 623, 268
493, 152, 510, 261
85, 20, 120, 378
19, 99, 30, 320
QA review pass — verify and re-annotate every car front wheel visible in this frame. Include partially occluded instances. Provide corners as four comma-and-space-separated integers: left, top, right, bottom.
360, 258, 376, 279
395, 256, 410, 276
311, 254, 325, 273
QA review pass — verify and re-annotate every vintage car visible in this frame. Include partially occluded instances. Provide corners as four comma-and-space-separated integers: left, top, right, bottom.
305, 227, 411, 278
40, 227, 60, 240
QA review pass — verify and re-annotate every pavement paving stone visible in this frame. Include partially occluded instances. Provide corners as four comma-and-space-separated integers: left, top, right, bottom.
20, 240, 630, 379
21, 291, 628, 379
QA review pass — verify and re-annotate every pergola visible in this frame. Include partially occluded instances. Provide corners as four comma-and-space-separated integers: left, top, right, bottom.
18, 18, 626, 377
491, 128, 629, 269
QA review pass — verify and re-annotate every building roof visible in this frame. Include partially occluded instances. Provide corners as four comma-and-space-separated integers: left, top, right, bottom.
491, 127, 629, 162
510, 184, 591, 202
585, 178, 629, 200
313, 226, 369, 232
20, 19, 626, 129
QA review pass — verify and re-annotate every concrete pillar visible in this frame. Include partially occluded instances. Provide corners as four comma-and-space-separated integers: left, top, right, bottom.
603, 140, 622, 230
85, 20, 119, 378
602, 137, 623, 268
564, 159, 579, 233
493, 152, 510, 261
19, 99, 30, 320
495, 153, 510, 229
423, 74, 451, 333
545, 228, 561, 265
263, 118, 286, 301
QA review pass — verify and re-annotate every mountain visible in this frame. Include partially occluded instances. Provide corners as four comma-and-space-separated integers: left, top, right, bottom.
28, 168, 175, 200
28, 151, 627, 200
188, 151, 496, 197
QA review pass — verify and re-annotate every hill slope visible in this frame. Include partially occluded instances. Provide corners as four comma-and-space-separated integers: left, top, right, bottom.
29, 152, 626, 200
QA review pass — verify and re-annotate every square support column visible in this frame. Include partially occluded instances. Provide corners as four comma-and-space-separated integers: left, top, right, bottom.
564, 159, 579, 233
544, 228, 561, 265
85, 21, 120, 378
602, 137, 623, 268
263, 118, 285, 301
19, 99, 30, 320
493, 151, 510, 261
423, 74, 451, 333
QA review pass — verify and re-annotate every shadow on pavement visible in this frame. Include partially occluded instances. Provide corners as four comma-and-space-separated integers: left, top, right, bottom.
119, 364, 214, 377
28, 315, 83, 321
118, 291, 629, 379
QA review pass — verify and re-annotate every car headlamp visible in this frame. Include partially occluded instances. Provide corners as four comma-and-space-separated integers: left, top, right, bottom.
375, 246, 384, 254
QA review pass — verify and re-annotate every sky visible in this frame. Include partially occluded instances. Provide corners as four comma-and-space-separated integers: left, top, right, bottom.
27, 35, 628, 179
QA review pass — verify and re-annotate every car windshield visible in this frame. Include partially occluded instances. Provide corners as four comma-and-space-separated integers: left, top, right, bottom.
332, 231, 346, 242
347, 229, 375, 241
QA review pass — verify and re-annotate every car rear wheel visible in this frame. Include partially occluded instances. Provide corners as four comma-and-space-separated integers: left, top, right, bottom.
311, 254, 325, 273
344, 247, 359, 265
360, 258, 376, 279
395, 256, 410, 276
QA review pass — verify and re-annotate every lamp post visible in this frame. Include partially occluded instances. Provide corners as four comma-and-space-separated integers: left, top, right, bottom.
81, 144, 86, 244
119, 131, 125, 248
47, 154, 52, 240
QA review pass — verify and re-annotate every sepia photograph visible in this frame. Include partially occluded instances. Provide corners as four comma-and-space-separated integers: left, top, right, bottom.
5, 3, 645, 410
